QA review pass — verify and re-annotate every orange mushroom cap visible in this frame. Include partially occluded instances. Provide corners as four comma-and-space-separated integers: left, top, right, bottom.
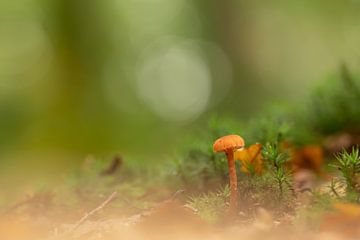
213, 134, 245, 153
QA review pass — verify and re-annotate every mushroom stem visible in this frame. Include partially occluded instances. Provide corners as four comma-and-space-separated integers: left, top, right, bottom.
226, 150, 238, 213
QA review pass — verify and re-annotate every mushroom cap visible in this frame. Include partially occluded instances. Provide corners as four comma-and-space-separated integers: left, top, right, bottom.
213, 134, 245, 153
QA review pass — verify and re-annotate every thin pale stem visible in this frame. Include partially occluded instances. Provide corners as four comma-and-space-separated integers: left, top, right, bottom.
226, 150, 238, 213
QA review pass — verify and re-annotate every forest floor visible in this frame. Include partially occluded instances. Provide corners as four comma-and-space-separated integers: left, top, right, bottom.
2, 66, 360, 240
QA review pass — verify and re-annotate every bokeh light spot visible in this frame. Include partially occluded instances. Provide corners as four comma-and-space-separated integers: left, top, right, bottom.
136, 40, 212, 123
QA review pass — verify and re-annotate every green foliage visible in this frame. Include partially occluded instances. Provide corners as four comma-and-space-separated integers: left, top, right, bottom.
310, 65, 360, 134
242, 104, 318, 146
172, 150, 228, 192
262, 142, 293, 199
186, 186, 230, 224
238, 174, 294, 215
332, 147, 360, 198
244, 107, 292, 145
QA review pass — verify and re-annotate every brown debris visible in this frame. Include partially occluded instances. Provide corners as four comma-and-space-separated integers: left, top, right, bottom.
324, 132, 360, 155
100, 155, 123, 176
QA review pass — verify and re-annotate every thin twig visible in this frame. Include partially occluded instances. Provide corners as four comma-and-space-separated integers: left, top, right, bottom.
3, 191, 54, 215
70, 191, 117, 233
171, 189, 185, 200
329, 179, 340, 198
2, 196, 33, 215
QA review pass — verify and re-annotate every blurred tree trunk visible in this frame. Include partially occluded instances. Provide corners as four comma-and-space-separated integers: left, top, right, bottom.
38, 0, 117, 152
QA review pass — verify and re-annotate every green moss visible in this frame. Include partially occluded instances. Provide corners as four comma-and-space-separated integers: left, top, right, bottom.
186, 186, 230, 224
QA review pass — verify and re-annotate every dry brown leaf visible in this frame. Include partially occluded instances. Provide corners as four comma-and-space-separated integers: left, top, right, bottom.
292, 145, 324, 173
281, 142, 324, 173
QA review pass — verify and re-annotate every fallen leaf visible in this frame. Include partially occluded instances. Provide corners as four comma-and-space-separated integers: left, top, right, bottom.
280, 142, 324, 173
234, 143, 263, 175
324, 132, 360, 155
292, 145, 324, 173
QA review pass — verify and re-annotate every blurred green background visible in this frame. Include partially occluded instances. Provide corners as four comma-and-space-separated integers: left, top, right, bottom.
1, 0, 360, 186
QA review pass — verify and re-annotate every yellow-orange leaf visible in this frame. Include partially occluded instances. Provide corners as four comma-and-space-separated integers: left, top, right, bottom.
234, 143, 263, 175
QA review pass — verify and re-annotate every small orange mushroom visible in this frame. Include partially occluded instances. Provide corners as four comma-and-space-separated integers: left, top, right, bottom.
213, 134, 245, 212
